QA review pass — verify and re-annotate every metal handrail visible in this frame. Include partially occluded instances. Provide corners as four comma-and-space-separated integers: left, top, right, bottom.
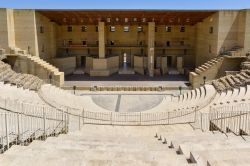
51, 121, 65, 134
0, 106, 63, 122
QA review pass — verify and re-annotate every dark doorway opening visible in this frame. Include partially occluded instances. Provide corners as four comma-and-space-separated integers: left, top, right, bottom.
167, 56, 172, 67
81, 56, 86, 67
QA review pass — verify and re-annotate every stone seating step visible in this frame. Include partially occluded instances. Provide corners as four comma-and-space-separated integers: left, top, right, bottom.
209, 158, 250, 166
177, 134, 248, 157
0, 150, 190, 166
169, 132, 231, 148
190, 148, 250, 165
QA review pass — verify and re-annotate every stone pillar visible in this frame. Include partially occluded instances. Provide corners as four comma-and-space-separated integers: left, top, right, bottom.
147, 22, 155, 77
177, 56, 184, 74
0, 9, 16, 52
98, 22, 105, 58
161, 56, 168, 75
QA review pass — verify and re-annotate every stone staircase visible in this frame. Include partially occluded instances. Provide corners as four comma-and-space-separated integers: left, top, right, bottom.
20, 55, 64, 86
1, 124, 250, 165
9, 47, 64, 87
189, 57, 224, 88
211, 70, 250, 92
157, 129, 250, 166
0, 124, 193, 166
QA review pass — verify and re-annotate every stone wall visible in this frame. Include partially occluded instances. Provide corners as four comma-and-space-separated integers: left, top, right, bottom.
217, 11, 241, 54
134, 56, 144, 75
0, 9, 15, 52
195, 12, 219, 66
243, 10, 250, 54
35, 12, 57, 60
51, 57, 76, 75
56, 25, 98, 56
14, 9, 39, 57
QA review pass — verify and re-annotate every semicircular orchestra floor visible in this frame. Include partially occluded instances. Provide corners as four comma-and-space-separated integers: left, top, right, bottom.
82, 94, 168, 112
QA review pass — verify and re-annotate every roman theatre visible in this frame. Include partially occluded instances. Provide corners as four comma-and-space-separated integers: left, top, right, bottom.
0, 8, 250, 165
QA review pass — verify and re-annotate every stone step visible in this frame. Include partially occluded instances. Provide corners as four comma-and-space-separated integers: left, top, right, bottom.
169, 132, 230, 148
209, 158, 250, 166
0, 147, 190, 166
204, 62, 212, 66
178, 135, 249, 157
201, 64, 209, 69
190, 148, 250, 165
29, 138, 168, 151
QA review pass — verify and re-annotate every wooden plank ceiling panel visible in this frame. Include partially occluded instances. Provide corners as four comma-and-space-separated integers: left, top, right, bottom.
37, 10, 217, 25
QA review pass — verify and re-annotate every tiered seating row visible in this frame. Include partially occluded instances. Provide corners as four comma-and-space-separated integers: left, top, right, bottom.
0, 61, 44, 91
212, 70, 250, 92
39, 84, 108, 113
171, 84, 217, 111
157, 129, 250, 166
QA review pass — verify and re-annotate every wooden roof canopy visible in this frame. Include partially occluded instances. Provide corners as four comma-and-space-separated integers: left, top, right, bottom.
37, 10, 216, 25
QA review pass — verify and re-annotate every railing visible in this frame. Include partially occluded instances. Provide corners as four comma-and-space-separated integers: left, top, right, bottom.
82, 108, 196, 126
193, 104, 250, 135
209, 104, 250, 135
0, 97, 68, 153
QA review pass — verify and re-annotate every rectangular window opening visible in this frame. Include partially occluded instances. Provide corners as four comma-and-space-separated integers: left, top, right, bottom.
67, 26, 73, 32
209, 27, 214, 34
81, 26, 87, 32
82, 41, 87, 46
137, 26, 143, 32
110, 26, 116, 32
68, 40, 73, 46
40, 26, 44, 33
166, 26, 171, 32
124, 26, 129, 32
180, 26, 185, 32
166, 41, 170, 47
110, 41, 115, 46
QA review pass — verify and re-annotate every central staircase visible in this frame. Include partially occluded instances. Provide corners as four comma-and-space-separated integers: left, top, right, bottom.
1, 123, 250, 166
0, 125, 192, 166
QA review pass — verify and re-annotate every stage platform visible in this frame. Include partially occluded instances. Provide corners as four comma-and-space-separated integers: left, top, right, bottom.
62, 74, 191, 91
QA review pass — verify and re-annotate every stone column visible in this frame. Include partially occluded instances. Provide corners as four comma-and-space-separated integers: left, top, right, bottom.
147, 22, 155, 77
98, 22, 105, 58
177, 56, 184, 74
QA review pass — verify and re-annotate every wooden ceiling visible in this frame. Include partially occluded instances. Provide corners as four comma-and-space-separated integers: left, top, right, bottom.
37, 10, 216, 25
